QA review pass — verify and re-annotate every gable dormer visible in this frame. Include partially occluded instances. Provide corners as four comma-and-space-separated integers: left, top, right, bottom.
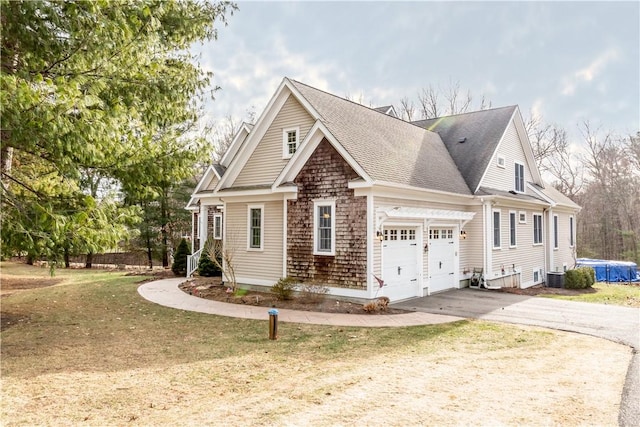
480, 108, 542, 194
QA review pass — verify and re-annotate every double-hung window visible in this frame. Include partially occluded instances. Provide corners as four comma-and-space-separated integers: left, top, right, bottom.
509, 211, 517, 247
515, 162, 525, 193
213, 213, 223, 240
553, 215, 559, 249
533, 214, 543, 245
493, 210, 501, 249
314, 200, 335, 256
247, 205, 264, 250
569, 216, 575, 247
283, 127, 300, 159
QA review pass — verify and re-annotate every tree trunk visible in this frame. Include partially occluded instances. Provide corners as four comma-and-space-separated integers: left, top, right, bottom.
85, 252, 93, 268
161, 194, 169, 268
64, 248, 70, 268
146, 234, 153, 270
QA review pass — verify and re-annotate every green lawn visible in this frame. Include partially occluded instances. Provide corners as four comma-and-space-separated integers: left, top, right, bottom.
0, 262, 632, 426
540, 282, 640, 307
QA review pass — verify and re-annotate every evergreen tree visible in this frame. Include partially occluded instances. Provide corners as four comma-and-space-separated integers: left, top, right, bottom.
171, 238, 191, 277
1, 0, 236, 263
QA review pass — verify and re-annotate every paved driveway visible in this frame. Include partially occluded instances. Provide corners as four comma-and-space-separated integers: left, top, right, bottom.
392, 288, 639, 348
392, 288, 640, 426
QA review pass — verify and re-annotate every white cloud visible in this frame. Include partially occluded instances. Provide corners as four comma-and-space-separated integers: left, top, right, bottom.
561, 48, 619, 96
530, 98, 545, 122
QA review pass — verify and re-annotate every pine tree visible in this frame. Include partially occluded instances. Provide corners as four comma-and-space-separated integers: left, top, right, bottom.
171, 238, 191, 277
197, 250, 221, 277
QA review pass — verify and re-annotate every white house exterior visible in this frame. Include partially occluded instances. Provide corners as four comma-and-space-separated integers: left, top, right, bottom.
187, 78, 580, 302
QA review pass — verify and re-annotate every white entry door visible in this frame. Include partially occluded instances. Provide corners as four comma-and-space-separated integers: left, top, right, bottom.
428, 228, 456, 293
381, 228, 419, 301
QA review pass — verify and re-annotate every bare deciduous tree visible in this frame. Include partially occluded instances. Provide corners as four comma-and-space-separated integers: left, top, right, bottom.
526, 113, 583, 198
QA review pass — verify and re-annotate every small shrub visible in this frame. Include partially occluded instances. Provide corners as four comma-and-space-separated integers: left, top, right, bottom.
580, 267, 595, 287
301, 282, 329, 303
171, 238, 191, 276
271, 277, 296, 301
197, 252, 221, 277
565, 268, 594, 289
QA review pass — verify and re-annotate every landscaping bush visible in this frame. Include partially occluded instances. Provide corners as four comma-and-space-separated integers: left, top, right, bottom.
565, 267, 595, 289
271, 277, 296, 300
301, 282, 329, 303
197, 251, 221, 277
581, 266, 595, 287
171, 238, 191, 276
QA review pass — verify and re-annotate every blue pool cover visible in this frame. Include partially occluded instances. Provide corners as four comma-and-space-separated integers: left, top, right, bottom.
576, 258, 640, 282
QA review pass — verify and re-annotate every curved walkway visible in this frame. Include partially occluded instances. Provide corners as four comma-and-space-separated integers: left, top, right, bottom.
137, 278, 464, 327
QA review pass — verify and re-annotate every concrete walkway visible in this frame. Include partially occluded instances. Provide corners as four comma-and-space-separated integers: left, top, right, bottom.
137, 278, 464, 327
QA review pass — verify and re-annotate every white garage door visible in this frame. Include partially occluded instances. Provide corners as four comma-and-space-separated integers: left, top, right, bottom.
428, 228, 456, 293
381, 227, 419, 301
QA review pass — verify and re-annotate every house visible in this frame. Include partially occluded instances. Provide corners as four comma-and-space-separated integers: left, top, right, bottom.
186, 77, 580, 302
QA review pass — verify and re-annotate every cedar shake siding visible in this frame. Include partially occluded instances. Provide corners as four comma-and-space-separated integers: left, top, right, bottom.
287, 139, 367, 289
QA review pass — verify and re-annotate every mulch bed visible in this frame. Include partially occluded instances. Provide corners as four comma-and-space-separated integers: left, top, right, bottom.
178, 277, 408, 315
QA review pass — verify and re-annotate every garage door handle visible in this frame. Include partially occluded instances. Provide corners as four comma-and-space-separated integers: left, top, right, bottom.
397, 266, 402, 275
439, 261, 442, 269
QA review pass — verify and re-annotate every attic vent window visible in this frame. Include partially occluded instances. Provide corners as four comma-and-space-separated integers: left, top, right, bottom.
458, 137, 467, 143
497, 155, 506, 168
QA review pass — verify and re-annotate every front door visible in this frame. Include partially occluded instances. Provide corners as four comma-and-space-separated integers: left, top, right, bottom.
428, 228, 456, 293
381, 227, 419, 301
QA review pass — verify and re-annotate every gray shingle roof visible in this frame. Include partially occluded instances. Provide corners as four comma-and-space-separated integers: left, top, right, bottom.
290, 80, 472, 195
412, 106, 517, 193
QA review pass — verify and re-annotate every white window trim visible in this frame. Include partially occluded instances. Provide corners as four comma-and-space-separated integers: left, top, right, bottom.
533, 267, 543, 284
194, 212, 201, 239
313, 200, 336, 256
514, 161, 525, 193
497, 155, 506, 168
213, 213, 223, 240
282, 126, 300, 159
518, 210, 527, 224
492, 209, 501, 249
247, 204, 264, 251
533, 213, 543, 246
569, 215, 575, 247
509, 210, 517, 248
553, 214, 559, 250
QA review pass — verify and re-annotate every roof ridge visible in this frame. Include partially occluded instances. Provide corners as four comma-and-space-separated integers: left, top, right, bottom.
288, 78, 413, 126
413, 105, 517, 123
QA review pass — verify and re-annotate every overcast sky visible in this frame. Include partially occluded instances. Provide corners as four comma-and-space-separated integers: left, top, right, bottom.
195, 1, 639, 143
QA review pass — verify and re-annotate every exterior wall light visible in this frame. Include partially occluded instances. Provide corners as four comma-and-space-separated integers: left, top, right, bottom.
460, 230, 467, 240
376, 230, 384, 241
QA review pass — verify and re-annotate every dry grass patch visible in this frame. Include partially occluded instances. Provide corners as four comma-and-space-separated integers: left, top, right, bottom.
0, 262, 632, 426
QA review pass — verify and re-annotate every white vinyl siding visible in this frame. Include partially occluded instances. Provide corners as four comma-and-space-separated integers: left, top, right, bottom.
490, 206, 545, 287
225, 201, 284, 284
204, 175, 219, 191
481, 121, 533, 193
551, 211, 578, 273
233, 94, 315, 187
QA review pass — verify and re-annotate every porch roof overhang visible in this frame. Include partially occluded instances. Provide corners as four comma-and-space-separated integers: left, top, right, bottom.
376, 206, 476, 230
